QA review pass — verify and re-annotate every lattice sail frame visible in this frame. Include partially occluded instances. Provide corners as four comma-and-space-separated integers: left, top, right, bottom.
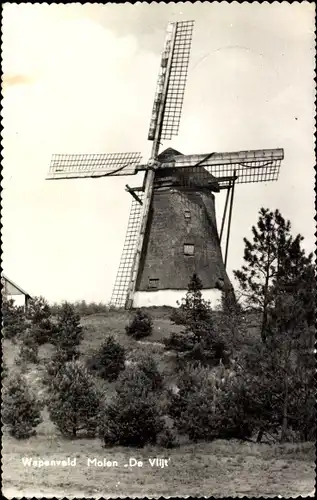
110, 193, 144, 308
148, 20, 194, 141
46, 152, 143, 179
160, 148, 284, 188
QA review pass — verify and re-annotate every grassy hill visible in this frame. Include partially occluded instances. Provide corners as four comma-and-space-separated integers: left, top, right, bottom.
2, 307, 315, 498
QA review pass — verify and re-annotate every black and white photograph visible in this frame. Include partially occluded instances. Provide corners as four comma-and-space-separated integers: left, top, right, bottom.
1, 2, 315, 498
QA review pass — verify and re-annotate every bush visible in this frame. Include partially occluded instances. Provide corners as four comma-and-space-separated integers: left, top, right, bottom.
238, 339, 316, 442
47, 360, 100, 438
14, 327, 40, 365
168, 365, 211, 437
2, 298, 27, 340
26, 296, 55, 345
16, 342, 39, 365
2, 359, 8, 380
169, 364, 253, 442
116, 357, 163, 397
87, 336, 125, 382
156, 426, 179, 448
51, 300, 109, 317
2, 371, 42, 438
137, 355, 163, 392
164, 319, 229, 368
100, 363, 164, 447
213, 292, 246, 350
101, 394, 164, 448
163, 330, 196, 353
26, 296, 51, 324
45, 348, 80, 385
74, 300, 109, 317
170, 307, 187, 325
125, 309, 153, 339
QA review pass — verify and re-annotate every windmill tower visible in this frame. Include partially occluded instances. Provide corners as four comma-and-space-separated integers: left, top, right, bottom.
46, 21, 284, 309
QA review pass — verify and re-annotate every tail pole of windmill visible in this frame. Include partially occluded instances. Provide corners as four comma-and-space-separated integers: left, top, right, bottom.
46, 20, 284, 310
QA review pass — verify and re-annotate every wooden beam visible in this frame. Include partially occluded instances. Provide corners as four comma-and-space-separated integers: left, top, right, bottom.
209, 175, 238, 184
171, 148, 284, 169
220, 187, 231, 243
125, 185, 143, 205
125, 186, 143, 192
125, 24, 178, 309
224, 170, 237, 269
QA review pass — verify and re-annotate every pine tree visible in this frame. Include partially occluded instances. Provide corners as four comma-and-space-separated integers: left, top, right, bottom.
2, 371, 42, 438
125, 309, 153, 339
25, 296, 55, 345
15, 337, 39, 365
48, 360, 100, 437
169, 364, 253, 442
87, 336, 126, 381
265, 258, 315, 441
54, 302, 83, 353
116, 355, 163, 396
137, 354, 163, 392
45, 347, 80, 384
238, 245, 315, 442
100, 363, 164, 447
26, 296, 51, 325
180, 273, 211, 324
164, 274, 228, 366
233, 208, 313, 341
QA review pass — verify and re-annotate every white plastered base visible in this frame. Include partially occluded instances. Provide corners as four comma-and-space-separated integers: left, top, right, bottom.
133, 289, 222, 309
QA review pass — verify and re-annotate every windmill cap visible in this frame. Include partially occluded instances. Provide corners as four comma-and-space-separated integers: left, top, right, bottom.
157, 148, 220, 192
158, 148, 182, 162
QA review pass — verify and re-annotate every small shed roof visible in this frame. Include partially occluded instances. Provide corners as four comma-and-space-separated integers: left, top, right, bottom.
1, 274, 32, 298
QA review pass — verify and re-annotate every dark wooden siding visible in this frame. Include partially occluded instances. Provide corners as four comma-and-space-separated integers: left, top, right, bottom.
136, 168, 231, 291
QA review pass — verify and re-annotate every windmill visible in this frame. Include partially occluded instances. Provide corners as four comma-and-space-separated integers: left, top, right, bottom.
46, 20, 284, 310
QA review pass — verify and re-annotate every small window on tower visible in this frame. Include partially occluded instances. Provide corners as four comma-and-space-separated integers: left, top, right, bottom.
184, 244, 195, 256
148, 278, 159, 289
184, 210, 191, 220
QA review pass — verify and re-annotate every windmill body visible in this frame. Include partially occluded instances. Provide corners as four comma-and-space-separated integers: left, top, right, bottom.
133, 148, 231, 308
46, 21, 284, 309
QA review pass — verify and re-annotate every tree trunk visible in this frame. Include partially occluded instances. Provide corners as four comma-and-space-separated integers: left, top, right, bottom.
256, 429, 264, 443
280, 371, 289, 442
261, 257, 271, 343
261, 310, 268, 343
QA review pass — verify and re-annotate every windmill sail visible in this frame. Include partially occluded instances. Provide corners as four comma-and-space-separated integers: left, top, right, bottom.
148, 20, 194, 142
160, 148, 284, 187
46, 152, 143, 180
160, 20, 194, 140
110, 194, 144, 308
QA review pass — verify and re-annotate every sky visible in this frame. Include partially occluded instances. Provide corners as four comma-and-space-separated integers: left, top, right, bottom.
2, 2, 315, 304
